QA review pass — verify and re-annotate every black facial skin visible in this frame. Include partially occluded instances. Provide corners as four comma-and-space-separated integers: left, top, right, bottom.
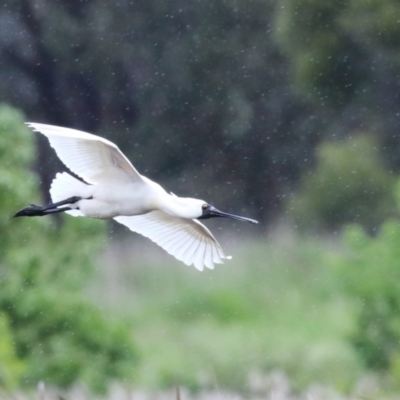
199, 204, 258, 224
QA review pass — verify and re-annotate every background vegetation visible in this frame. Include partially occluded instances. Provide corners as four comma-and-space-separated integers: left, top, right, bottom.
1, 0, 400, 397
0, 105, 137, 392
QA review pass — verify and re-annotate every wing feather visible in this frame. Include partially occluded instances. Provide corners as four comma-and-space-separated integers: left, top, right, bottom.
204, 244, 214, 270
174, 235, 198, 262
26, 123, 142, 184
194, 238, 208, 271
185, 235, 202, 269
114, 211, 230, 270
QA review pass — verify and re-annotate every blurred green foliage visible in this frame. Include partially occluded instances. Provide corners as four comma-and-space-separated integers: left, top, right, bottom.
0, 0, 321, 223
2, 0, 400, 224
340, 0, 400, 50
275, 1, 363, 106
288, 135, 396, 232
97, 235, 361, 393
337, 221, 400, 372
0, 104, 137, 392
274, 0, 400, 107
334, 181, 400, 382
0, 314, 25, 389
2, 1, 400, 394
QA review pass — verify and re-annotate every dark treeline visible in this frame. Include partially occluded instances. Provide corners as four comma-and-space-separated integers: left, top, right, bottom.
1, 0, 400, 223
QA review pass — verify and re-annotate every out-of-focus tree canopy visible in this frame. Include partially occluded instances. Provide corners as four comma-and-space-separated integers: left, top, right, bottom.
1, 0, 400, 225
275, 0, 400, 169
0, 0, 319, 222
288, 135, 397, 232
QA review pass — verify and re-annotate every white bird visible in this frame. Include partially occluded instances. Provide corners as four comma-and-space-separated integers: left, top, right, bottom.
14, 123, 258, 271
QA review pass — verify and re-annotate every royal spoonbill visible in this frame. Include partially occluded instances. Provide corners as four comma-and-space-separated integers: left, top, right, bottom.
14, 123, 258, 270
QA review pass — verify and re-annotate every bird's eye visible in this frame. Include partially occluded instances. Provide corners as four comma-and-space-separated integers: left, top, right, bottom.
202, 203, 208, 210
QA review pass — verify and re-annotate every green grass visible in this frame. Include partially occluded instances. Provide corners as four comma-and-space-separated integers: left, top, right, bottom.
90, 230, 362, 393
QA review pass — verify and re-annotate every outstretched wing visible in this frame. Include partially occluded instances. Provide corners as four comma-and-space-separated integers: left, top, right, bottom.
26, 123, 142, 184
114, 211, 231, 271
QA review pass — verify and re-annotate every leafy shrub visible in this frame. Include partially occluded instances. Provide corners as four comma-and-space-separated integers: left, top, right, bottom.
0, 104, 137, 392
334, 181, 400, 382
288, 134, 396, 232
0, 313, 25, 389
337, 222, 400, 370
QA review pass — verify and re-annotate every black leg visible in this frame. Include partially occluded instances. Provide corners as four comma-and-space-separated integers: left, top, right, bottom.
13, 196, 83, 218
13, 205, 73, 217
48, 196, 82, 208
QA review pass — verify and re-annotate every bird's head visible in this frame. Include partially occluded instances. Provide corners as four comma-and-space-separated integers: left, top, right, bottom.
173, 197, 258, 224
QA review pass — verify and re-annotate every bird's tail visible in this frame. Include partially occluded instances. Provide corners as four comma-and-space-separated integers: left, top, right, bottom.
50, 172, 87, 217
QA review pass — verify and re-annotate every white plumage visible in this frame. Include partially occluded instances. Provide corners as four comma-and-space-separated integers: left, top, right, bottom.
114, 213, 226, 271
15, 123, 258, 271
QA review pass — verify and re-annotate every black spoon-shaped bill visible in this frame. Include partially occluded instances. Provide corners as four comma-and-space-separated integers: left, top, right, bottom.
199, 205, 258, 224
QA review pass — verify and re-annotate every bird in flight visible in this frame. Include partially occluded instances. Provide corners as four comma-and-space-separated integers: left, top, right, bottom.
14, 123, 258, 271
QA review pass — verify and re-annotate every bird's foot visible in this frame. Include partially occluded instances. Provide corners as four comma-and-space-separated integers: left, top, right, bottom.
14, 204, 47, 217
13, 196, 82, 218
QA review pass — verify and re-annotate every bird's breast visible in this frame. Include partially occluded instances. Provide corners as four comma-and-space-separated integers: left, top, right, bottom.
79, 182, 154, 219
